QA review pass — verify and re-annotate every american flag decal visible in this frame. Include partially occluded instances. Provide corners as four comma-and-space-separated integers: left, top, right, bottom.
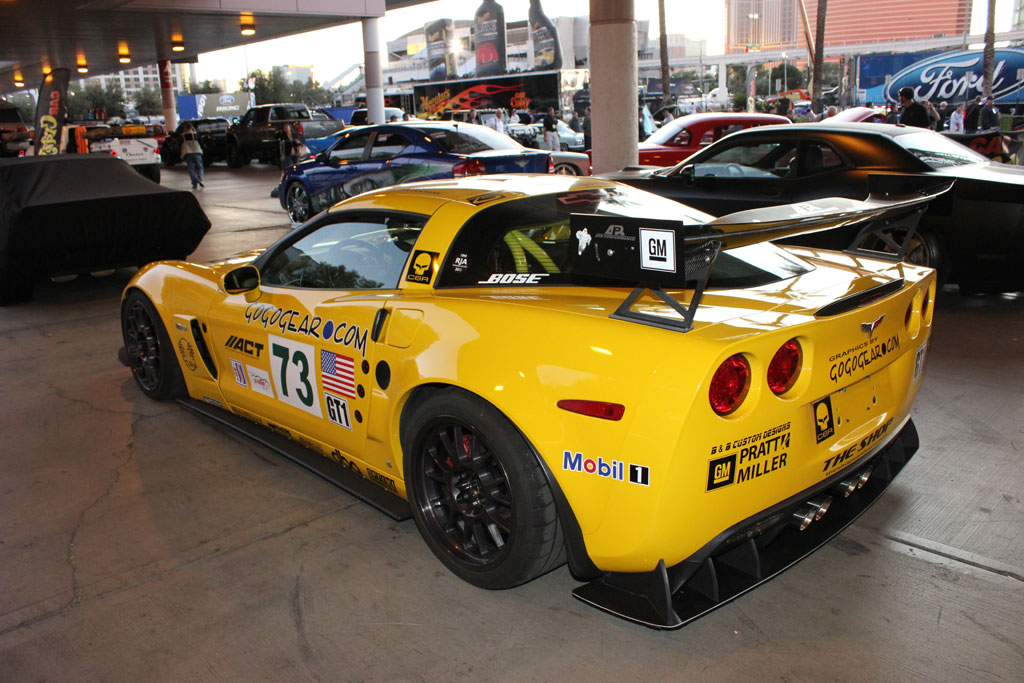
321, 349, 356, 398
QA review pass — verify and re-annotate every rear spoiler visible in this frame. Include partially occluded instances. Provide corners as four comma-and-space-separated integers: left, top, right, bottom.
568, 178, 951, 332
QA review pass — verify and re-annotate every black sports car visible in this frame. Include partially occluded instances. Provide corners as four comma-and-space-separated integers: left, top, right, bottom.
603, 122, 1024, 292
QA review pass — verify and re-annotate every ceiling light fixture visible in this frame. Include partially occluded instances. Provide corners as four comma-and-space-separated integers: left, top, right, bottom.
240, 13, 256, 36
118, 40, 131, 64
77, 66, 89, 73
171, 41, 185, 52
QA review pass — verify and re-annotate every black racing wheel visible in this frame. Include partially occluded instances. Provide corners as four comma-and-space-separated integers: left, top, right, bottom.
403, 388, 565, 589
121, 290, 186, 400
286, 182, 312, 224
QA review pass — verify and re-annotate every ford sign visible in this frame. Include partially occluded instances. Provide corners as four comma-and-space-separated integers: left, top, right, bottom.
219, 94, 236, 105
884, 48, 1024, 104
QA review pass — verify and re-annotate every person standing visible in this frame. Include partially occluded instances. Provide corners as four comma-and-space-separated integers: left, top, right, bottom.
485, 108, 505, 135
276, 123, 297, 170
980, 96, 1001, 131
582, 106, 592, 151
948, 103, 966, 133
964, 96, 982, 132
924, 101, 941, 130
180, 122, 204, 190
542, 106, 559, 151
897, 87, 929, 128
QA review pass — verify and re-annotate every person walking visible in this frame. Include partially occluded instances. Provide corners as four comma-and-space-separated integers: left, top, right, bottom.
582, 106, 592, 151
542, 106, 559, 151
948, 103, 966, 133
180, 122, 204, 190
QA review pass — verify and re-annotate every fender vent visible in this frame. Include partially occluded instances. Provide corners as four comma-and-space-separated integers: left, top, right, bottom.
190, 319, 218, 379
814, 279, 904, 317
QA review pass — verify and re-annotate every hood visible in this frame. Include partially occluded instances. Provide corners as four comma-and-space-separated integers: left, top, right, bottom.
597, 165, 665, 181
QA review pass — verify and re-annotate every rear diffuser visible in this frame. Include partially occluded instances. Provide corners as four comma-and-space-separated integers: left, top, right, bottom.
572, 421, 919, 629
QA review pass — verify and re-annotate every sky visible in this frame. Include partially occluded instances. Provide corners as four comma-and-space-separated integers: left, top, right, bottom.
195, 0, 1016, 89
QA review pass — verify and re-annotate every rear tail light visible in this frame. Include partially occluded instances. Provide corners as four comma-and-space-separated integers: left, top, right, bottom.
709, 354, 750, 416
155, 146, 161, 155
906, 288, 924, 338
922, 280, 936, 326
767, 338, 802, 395
452, 158, 486, 177
547, 154, 554, 173
557, 399, 625, 421
296, 122, 303, 135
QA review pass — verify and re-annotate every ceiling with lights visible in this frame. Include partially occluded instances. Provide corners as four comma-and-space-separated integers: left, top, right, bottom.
0, 0, 432, 94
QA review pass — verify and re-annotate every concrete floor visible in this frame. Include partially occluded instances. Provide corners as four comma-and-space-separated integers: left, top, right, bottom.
1, 163, 1022, 682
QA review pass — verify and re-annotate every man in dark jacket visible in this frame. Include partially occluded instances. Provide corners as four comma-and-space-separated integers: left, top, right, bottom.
964, 96, 983, 132
980, 96, 1001, 130
897, 87, 930, 128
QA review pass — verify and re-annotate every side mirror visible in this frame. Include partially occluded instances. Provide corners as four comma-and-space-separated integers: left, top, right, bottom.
677, 164, 695, 181
222, 265, 260, 299
316, 151, 329, 165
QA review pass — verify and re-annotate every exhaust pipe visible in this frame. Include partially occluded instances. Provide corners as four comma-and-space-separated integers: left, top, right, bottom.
857, 466, 873, 489
791, 504, 817, 531
809, 496, 832, 521
835, 477, 859, 498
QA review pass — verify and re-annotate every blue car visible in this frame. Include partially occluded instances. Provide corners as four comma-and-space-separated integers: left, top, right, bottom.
279, 122, 553, 223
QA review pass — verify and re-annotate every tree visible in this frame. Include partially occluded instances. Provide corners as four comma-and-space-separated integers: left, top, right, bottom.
133, 87, 163, 116
67, 82, 126, 120
241, 68, 290, 105
288, 79, 332, 106
983, 0, 996, 97
811, 0, 828, 114
191, 80, 221, 94
657, 0, 672, 107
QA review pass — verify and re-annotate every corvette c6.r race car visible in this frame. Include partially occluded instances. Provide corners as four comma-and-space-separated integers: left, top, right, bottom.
121, 175, 941, 629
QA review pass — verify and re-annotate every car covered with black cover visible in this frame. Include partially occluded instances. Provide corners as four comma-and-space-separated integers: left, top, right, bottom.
0, 155, 211, 303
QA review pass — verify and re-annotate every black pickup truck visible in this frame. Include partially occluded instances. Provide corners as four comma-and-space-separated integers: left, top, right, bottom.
225, 104, 347, 168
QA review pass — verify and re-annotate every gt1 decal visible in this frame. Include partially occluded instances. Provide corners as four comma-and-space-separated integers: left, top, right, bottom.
822, 418, 893, 475
231, 359, 247, 387
324, 393, 352, 430
243, 303, 368, 357
914, 343, 927, 381
367, 470, 398, 492
639, 228, 675, 272
177, 338, 198, 372
406, 250, 438, 284
225, 334, 264, 358
828, 335, 900, 382
706, 422, 792, 491
478, 273, 550, 285
562, 451, 650, 486
813, 396, 835, 443
268, 334, 323, 418
247, 365, 274, 397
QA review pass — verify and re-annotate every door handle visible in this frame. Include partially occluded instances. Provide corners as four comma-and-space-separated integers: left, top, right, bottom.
371, 308, 389, 342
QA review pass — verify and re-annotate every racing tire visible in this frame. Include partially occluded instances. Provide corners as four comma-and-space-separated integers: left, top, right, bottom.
225, 142, 249, 169
403, 388, 565, 590
0, 265, 34, 305
285, 182, 312, 224
553, 163, 581, 176
121, 290, 186, 400
855, 226, 946, 285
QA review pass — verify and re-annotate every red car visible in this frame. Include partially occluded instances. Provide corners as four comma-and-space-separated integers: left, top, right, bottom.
637, 112, 791, 166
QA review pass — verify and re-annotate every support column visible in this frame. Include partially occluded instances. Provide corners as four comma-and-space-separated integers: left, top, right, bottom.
158, 59, 177, 131
362, 18, 385, 125
589, 0, 637, 174
718, 61, 728, 108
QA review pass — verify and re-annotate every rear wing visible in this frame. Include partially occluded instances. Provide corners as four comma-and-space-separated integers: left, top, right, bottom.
568, 178, 951, 332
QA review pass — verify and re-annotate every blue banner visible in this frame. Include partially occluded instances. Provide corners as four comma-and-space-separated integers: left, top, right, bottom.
859, 48, 1024, 105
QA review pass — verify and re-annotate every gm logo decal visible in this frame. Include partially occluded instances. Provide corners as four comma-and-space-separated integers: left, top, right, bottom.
707, 453, 736, 491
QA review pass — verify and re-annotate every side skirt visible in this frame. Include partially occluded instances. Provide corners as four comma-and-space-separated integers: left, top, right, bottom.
178, 398, 412, 522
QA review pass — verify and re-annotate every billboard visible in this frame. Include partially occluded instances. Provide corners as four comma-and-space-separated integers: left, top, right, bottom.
175, 91, 255, 121
859, 48, 1024, 105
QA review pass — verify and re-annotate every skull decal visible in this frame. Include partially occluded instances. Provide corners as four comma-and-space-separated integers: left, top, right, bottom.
816, 402, 831, 432
412, 252, 432, 277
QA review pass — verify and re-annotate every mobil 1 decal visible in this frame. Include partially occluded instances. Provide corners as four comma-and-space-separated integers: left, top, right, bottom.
567, 214, 692, 286
706, 422, 791, 491
562, 451, 650, 486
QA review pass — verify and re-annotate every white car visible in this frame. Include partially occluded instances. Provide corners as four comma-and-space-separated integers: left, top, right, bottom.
90, 135, 161, 183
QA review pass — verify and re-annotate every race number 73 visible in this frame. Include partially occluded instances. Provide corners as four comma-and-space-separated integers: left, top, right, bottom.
268, 334, 323, 417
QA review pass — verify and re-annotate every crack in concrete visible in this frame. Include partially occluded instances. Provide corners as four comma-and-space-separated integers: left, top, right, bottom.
1, 500, 360, 639
876, 530, 1024, 584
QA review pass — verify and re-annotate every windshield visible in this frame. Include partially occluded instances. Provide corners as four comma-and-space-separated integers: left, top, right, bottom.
438, 186, 811, 289
895, 131, 987, 169
425, 124, 521, 153
646, 119, 687, 145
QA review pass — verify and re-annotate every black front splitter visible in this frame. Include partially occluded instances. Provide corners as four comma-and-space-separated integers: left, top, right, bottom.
572, 420, 919, 629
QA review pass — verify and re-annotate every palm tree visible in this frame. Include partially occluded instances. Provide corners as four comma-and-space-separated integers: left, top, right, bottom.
983, 0, 996, 97
811, 0, 828, 115
658, 0, 672, 108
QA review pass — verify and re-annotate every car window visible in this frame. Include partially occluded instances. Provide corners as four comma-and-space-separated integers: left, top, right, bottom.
438, 187, 810, 289
894, 130, 987, 168
669, 129, 692, 146
329, 133, 371, 162
424, 124, 521, 153
689, 139, 798, 178
260, 214, 425, 290
271, 106, 310, 121
240, 110, 256, 127
795, 141, 844, 176
368, 132, 411, 159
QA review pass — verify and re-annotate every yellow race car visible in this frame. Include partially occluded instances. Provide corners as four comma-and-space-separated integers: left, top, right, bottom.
121, 174, 942, 628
